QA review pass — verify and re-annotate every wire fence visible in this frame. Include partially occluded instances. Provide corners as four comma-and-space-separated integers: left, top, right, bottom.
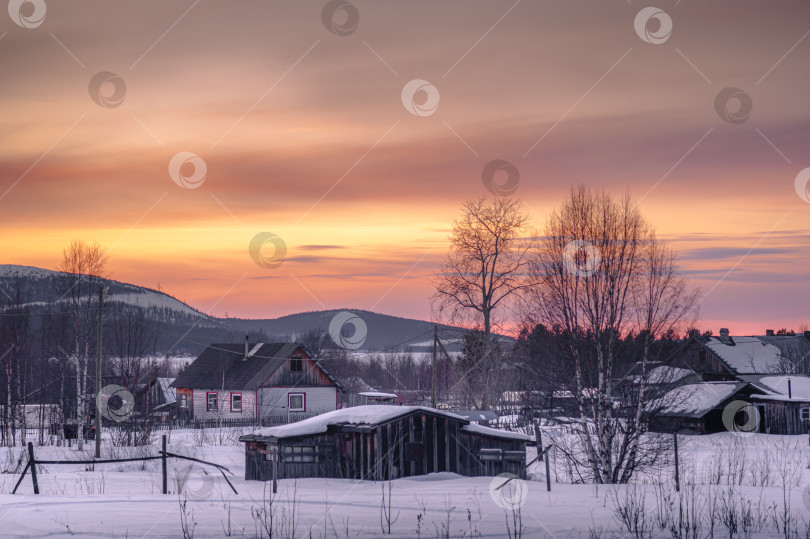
2, 436, 238, 497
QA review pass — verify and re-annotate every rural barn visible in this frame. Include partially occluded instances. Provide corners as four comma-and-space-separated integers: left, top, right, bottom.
239, 405, 530, 482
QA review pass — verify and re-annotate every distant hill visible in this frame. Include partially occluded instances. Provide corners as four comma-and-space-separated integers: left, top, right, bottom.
230, 309, 473, 352
0, 264, 512, 356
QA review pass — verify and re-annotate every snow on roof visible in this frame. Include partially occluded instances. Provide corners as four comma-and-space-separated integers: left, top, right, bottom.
157, 378, 176, 404
246, 406, 464, 439
452, 410, 499, 422
658, 382, 745, 418
750, 375, 810, 401
642, 366, 697, 385
359, 392, 398, 399
461, 423, 531, 441
705, 336, 782, 374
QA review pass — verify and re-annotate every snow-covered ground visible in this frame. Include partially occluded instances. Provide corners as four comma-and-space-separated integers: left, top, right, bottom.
2, 429, 810, 538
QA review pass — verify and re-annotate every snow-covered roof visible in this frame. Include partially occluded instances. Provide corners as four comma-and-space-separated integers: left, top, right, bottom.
244, 406, 461, 439
461, 423, 530, 441
359, 392, 398, 399
641, 366, 697, 385
452, 410, 499, 422
705, 336, 783, 374
157, 378, 176, 403
745, 375, 810, 402
657, 382, 747, 418
240, 405, 527, 441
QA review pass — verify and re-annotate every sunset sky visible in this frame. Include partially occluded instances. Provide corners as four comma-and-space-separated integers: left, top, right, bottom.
1, 0, 809, 335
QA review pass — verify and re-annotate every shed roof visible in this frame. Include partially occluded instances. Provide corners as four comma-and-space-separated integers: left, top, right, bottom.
657, 382, 749, 418
451, 410, 499, 422
239, 405, 530, 441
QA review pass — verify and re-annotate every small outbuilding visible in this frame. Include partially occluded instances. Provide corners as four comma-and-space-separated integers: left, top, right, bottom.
239, 405, 529, 482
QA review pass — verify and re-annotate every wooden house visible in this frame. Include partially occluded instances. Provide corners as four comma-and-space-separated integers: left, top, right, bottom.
171, 340, 343, 421
239, 405, 529, 482
650, 381, 759, 434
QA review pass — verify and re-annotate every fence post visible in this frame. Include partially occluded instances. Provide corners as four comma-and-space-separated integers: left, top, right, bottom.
544, 447, 551, 492
27, 442, 39, 495
162, 434, 168, 495
673, 432, 680, 492
533, 421, 543, 461
272, 449, 278, 494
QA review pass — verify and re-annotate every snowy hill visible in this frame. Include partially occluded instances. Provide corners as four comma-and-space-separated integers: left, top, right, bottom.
0, 265, 512, 355
0, 264, 208, 320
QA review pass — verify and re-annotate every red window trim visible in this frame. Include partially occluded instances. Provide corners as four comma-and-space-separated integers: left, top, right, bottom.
206, 391, 218, 412
288, 392, 306, 412
230, 392, 242, 413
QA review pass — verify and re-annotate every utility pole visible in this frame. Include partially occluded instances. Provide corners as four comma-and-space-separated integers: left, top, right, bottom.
431, 325, 437, 408
94, 286, 103, 459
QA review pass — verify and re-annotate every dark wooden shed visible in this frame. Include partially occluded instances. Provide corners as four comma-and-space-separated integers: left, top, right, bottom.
239, 406, 529, 482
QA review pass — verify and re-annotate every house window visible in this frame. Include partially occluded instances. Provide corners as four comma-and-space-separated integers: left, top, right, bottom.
801, 408, 810, 421
179, 394, 188, 409
288, 393, 305, 412
206, 392, 218, 412
231, 393, 242, 413
290, 358, 303, 372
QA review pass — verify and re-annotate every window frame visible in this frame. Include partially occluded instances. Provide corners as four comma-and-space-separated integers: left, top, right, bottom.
288, 392, 306, 412
290, 358, 303, 373
230, 392, 242, 413
206, 391, 218, 412
801, 407, 810, 421
179, 393, 189, 409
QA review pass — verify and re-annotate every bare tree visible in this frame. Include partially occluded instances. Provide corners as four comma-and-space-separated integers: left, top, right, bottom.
432, 197, 534, 335
58, 239, 108, 450
529, 186, 697, 483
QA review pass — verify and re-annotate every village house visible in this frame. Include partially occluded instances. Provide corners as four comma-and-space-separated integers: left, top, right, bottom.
239, 405, 530, 482
171, 340, 343, 421
652, 329, 810, 434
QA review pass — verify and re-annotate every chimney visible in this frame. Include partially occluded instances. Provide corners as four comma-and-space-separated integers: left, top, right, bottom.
720, 328, 729, 338
766, 329, 775, 336
244, 335, 249, 360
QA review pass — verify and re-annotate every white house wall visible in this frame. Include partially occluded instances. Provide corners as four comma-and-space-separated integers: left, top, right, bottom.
258, 387, 336, 417
192, 389, 257, 419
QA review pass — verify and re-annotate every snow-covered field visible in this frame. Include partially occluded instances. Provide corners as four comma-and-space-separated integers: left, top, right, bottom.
2, 429, 810, 538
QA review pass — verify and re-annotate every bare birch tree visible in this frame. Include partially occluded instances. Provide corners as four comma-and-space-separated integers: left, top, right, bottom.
529, 186, 697, 483
432, 197, 534, 334
58, 239, 108, 450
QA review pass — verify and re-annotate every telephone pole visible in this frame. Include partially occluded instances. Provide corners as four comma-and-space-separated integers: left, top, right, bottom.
94, 286, 103, 458
431, 325, 437, 408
